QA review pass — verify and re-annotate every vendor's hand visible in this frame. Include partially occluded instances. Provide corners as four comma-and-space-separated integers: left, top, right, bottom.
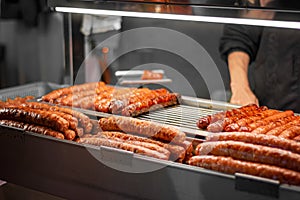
230, 84, 259, 106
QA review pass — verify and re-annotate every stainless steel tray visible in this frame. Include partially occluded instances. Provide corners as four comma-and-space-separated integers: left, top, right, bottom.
1, 82, 300, 200
1, 123, 300, 200
5, 82, 237, 138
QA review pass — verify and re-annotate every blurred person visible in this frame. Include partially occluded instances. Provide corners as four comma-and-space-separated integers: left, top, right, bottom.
219, 0, 300, 112
81, 15, 122, 84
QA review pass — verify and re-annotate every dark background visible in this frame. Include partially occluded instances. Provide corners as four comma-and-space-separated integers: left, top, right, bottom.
0, 13, 229, 100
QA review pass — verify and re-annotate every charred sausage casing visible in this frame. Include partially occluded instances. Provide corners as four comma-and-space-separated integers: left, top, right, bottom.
206, 132, 300, 155
197, 104, 260, 130
188, 155, 300, 186
195, 141, 300, 172
98, 116, 186, 143
0, 119, 65, 139
94, 131, 186, 161
77, 137, 169, 160
0, 107, 76, 140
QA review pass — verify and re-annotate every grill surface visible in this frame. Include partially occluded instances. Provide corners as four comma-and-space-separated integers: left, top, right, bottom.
138, 105, 217, 129
138, 105, 220, 137
0, 82, 230, 138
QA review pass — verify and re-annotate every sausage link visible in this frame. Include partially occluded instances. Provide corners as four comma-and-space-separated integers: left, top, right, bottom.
94, 131, 185, 162
76, 86, 114, 109
206, 132, 300, 155
0, 119, 64, 139
109, 88, 154, 114
247, 110, 294, 131
196, 115, 211, 130
224, 109, 279, 132
98, 116, 186, 143
121, 93, 180, 117
188, 155, 300, 186
279, 126, 300, 139
15, 103, 83, 137
80, 96, 97, 110
251, 116, 297, 134
5, 96, 35, 104
266, 118, 300, 136
81, 133, 93, 138
9, 103, 79, 129
72, 95, 94, 108
0, 107, 77, 140
17, 102, 92, 133
197, 104, 260, 129
293, 135, 300, 142
180, 140, 194, 163
0, 119, 26, 129
42, 109, 78, 130
77, 137, 169, 160
64, 129, 77, 140
49, 107, 92, 134
94, 98, 112, 113
96, 132, 170, 156
60, 90, 96, 106
195, 141, 300, 172
0, 107, 69, 132
42, 82, 101, 102
207, 106, 268, 132
26, 124, 65, 139
109, 137, 170, 158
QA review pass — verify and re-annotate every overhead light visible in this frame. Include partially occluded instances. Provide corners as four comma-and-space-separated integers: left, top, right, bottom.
55, 7, 300, 29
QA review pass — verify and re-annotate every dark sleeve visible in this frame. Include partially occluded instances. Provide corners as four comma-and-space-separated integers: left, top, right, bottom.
219, 24, 263, 63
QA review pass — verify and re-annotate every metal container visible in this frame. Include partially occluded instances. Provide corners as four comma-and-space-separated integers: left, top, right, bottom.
0, 82, 300, 200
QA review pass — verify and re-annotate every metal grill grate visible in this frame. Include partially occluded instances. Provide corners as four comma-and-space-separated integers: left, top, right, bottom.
137, 105, 221, 137
0, 82, 232, 138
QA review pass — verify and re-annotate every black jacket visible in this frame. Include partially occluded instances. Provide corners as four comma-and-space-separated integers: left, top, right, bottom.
219, 24, 300, 112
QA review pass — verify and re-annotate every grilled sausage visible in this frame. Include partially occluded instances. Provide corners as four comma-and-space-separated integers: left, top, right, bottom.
0, 119, 64, 139
0, 119, 26, 129
0, 107, 69, 131
27, 108, 80, 137
196, 104, 260, 129
188, 155, 300, 186
5, 96, 35, 104
94, 88, 133, 112
207, 106, 268, 132
112, 138, 170, 157
26, 124, 65, 139
121, 93, 180, 117
94, 98, 112, 113
196, 116, 212, 130
251, 116, 297, 134
224, 109, 279, 132
20, 102, 88, 135
75, 86, 114, 109
3, 103, 79, 129
266, 118, 300, 136
98, 116, 186, 143
96, 132, 170, 156
0, 107, 76, 140
293, 135, 300, 142
95, 131, 186, 161
77, 137, 169, 160
206, 132, 300, 154
195, 141, 300, 172
42, 82, 101, 102
60, 90, 96, 106
19, 102, 92, 133
12, 102, 93, 133
80, 96, 97, 110
279, 126, 300, 139
109, 88, 156, 114
246, 110, 294, 131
